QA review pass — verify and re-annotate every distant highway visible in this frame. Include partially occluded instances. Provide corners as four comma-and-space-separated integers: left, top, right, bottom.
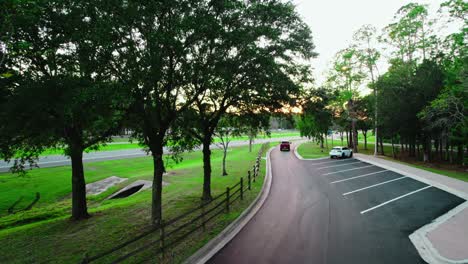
0, 137, 302, 173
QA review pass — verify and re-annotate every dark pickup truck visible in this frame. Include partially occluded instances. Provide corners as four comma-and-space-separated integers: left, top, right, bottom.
280, 141, 291, 151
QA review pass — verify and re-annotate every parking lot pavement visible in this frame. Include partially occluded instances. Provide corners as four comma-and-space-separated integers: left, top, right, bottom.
209, 147, 465, 264
302, 156, 465, 263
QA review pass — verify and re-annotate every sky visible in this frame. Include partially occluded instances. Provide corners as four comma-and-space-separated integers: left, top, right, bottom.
293, 0, 449, 86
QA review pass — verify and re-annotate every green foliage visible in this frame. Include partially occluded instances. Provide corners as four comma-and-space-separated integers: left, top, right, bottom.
297, 88, 333, 143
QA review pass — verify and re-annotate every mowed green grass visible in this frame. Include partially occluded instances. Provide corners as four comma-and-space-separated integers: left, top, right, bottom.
296, 140, 467, 182
39, 131, 300, 156
0, 144, 268, 263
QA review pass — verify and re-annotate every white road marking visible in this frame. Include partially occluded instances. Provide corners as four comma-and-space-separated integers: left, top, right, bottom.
330, 170, 388, 183
322, 165, 374, 175
343, 176, 407, 196
360, 186, 432, 214
309, 158, 355, 166
316, 161, 362, 170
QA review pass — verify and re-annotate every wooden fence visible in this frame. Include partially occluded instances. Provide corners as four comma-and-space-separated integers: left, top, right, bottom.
81, 143, 269, 264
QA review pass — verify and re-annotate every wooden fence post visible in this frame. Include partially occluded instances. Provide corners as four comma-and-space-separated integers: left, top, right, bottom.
253, 165, 256, 182
248, 171, 251, 190
240, 177, 244, 200
226, 187, 230, 213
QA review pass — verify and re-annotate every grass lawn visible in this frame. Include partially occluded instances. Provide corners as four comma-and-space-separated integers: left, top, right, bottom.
0, 144, 268, 263
38, 131, 300, 156
297, 140, 467, 182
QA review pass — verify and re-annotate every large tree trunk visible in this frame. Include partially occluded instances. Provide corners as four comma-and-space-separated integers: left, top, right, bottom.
363, 130, 368, 150
391, 136, 396, 159
352, 122, 358, 153
70, 147, 89, 220
151, 138, 165, 226
345, 130, 349, 146
423, 137, 430, 163
379, 135, 385, 156
202, 137, 213, 201
340, 131, 344, 145
248, 132, 253, 153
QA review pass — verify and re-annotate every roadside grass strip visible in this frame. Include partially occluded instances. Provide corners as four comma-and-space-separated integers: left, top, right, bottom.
360, 186, 432, 214
316, 160, 362, 170
322, 165, 375, 175
343, 176, 407, 196
330, 170, 388, 183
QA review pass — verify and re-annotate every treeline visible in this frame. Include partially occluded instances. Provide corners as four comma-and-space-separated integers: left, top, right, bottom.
298, 1, 467, 165
0, 0, 315, 223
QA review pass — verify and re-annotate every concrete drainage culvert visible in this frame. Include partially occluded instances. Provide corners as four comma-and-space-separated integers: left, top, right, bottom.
107, 180, 168, 199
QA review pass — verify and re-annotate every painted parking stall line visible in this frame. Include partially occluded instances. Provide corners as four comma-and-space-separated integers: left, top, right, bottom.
343, 176, 407, 196
316, 160, 362, 170
330, 170, 388, 183
309, 158, 355, 166
322, 165, 374, 175
360, 186, 432, 214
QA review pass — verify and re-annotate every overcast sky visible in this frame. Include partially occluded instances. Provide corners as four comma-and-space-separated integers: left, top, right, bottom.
293, 0, 448, 86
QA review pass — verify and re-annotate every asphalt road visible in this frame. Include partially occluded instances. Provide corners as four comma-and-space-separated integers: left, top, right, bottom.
209, 143, 465, 264
0, 137, 301, 173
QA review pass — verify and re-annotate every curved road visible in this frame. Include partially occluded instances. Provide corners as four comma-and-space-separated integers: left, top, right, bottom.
209, 143, 464, 264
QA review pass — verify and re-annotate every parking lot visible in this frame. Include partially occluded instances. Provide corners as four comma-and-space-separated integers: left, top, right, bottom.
210, 146, 466, 264
308, 157, 464, 216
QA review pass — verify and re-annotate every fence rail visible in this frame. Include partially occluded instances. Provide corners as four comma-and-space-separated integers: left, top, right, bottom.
81, 143, 269, 264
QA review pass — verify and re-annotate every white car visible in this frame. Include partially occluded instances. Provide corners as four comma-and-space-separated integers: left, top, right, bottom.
329, 146, 353, 159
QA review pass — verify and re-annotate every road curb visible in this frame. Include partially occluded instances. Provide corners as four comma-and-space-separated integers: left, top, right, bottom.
183, 146, 275, 264
353, 153, 468, 264
409, 201, 468, 264
293, 141, 330, 161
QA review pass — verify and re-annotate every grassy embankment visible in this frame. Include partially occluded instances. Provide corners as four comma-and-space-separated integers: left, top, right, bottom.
0, 144, 268, 263
296, 140, 467, 182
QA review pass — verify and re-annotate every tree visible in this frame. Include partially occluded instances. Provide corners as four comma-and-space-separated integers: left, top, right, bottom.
381, 3, 437, 62
0, 0, 130, 220
214, 112, 269, 176
215, 116, 243, 176
353, 24, 381, 155
355, 96, 373, 150
182, 0, 315, 201
327, 47, 365, 152
298, 88, 333, 149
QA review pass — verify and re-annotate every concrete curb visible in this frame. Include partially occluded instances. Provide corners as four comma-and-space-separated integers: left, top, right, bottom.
183, 147, 275, 264
293, 141, 330, 161
409, 201, 468, 264
353, 153, 468, 264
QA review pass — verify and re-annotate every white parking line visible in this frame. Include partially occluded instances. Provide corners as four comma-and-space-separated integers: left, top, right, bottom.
323, 165, 374, 175
343, 176, 407, 196
360, 186, 432, 214
330, 170, 388, 183
310, 158, 355, 166
316, 161, 362, 170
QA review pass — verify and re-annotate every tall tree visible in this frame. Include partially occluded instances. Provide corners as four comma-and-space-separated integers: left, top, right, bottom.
353, 25, 381, 155
327, 47, 365, 152
0, 0, 130, 220
298, 88, 333, 149
184, 0, 315, 201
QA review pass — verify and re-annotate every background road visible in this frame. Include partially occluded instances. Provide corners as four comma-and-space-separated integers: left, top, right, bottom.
0, 137, 301, 173
209, 143, 464, 264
